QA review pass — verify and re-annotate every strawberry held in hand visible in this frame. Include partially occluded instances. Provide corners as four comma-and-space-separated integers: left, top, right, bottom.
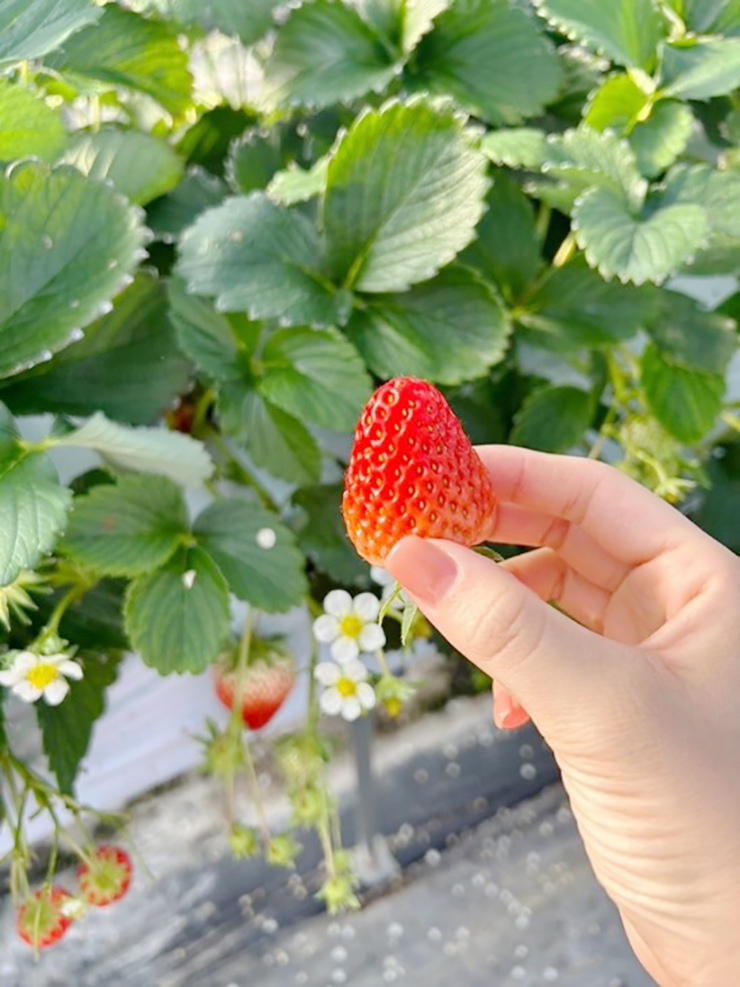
215, 640, 296, 731
17, 886, 74, 948
343, 377, 497, 565
78, 845, 132, 907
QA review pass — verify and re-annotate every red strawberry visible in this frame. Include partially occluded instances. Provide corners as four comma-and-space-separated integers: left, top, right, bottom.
343, 377, 497, 564
215, 658, 296, 731
78, 845, 132, 907
17, 886, 73, 948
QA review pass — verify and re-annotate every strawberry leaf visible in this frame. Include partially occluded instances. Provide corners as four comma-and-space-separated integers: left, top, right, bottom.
133, 0, 279, 46
125, 547, 231, 673
0, 79, 68, 161
290, 484, 368, 585
511, 386, 595, 453
660, 38, 740, 101
641, 345, 725, 442
0, 0, 101, 63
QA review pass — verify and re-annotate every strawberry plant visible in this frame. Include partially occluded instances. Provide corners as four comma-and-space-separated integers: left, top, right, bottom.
1, 0, 740, 925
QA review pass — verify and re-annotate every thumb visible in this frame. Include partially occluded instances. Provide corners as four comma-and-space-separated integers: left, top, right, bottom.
386, 536, 631, 733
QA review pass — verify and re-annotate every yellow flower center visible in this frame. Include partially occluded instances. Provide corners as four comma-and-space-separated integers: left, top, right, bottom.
337, 677, 358, 698
26, 663, 59, 690
339, 615, 363, 639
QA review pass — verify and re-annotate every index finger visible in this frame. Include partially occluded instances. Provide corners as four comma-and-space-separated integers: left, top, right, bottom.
477, 445, 701, 566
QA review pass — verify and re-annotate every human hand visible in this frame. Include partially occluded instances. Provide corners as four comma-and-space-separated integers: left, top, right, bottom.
386, 447, 740, 987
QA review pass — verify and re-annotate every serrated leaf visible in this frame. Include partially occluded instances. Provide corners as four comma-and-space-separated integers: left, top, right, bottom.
194, 498, 308, 612
267, 158, 330, 206
534, 0, 665, 70
460, 172, 541, 301
641, 344, 724, 441
0, 162, 145, 380
177, 191, 342, 326
354, 0, 452, 52
51, 413, 214, 487
679, 0, 740, 35
134, 0, 279, 45
291, 484, 367, 584
0, 0, 102, 63
0, 275, 191, 425
258, 327, 372, 432
573, 186, 708, 285
62, 476, 188, 577
263, 0, 398, 109
37, 653, 121, 795
481, 128, 549, 170
584, 73, 648, 131
0, 440, 71, 586
226, 129, 284, 195
0, 79, 68, 162
346, 265, 510, 384
168, 276, 260, 381
60, 128, 183, 206
415, 0, 562, 125
657, 163, 740, 238
324, 101, 489, 293
660, 38, 740, 100
511, 386, 594, 452
646, 289, 736, 374
176, 106, 258, 177
57, 579, 129, 652
517, 257, 656, 349
218, 388, 321, 485
147, 167, 227, 243
401, 600, 420, 646
629, 101, 694, 179
47, 5, 193, 114
125, 546, 231, 674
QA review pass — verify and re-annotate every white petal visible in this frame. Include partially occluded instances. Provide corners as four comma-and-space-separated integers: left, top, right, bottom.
314, 661, 341, 686
356, 682, 377, 710
320, 689, 344, 716
43, 678, 70, 706
12, 680, 42, 703
341, 697, 362, 721
370, 565, 393, 587
352, 592, 380, 621
44, 653, 70, 666
330, 636, 359, 664
0, 668, 22, 686
343, 658, 368, 682
359, 623, 386, 653
323, 589, 353, 618
13, 652, 39, 675
58, 660, 83, 680
312, 614, 340, 643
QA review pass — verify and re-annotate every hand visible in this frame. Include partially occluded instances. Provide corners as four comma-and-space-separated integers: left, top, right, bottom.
387, 447, 740, 987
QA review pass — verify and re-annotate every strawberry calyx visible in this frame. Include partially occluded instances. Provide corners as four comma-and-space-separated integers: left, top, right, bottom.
17, 885, 73, 948
77, 845, 132, 907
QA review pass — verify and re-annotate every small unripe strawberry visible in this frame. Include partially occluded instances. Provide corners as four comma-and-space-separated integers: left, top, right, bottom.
17, 886, 73, 948
343, 377, 497, 564
78, 845, 132, 907
215, 659, 296, 731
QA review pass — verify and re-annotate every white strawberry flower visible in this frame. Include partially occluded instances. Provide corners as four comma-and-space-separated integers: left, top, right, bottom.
315, 658, 376, 722
0, 651, 83, 706
312, 590, 386, 663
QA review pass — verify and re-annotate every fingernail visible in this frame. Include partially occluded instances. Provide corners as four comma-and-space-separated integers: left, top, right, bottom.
502, 705, 530, 731
494, 691, 513, 729
386, 537, 458, 606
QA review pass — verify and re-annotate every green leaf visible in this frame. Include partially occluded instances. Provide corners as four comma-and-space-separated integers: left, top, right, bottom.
481, 128, 549, 170
62, 475, 188, 578
51, 414, 214, 487
641, 344, 724, 442
572, 186, 708, 285
267, 158, 330, 206
511, 386, 594, 452
460, 172, 541, 301
175, 106, 258, 177
517, 257, 656, 349
259, 327, 372, 431
47, 5, 193, 115
60, 128, 183, 206
37, 653, 121, 795
194, 498, 308, 612
660, 38, 740, 100
57, 579, 129, 652
0, 79, 67, 162
584, 73, 648, 131
414, 0, 562, 125
0, 0, 102, 63
629, 101, 694, 179
290, 484, 368, 584
147, 167, 226, 243
657, 163, 740, 238
168, 276, 260, 381
136, 0, 279, 45
0, 162, 146, 380
355, 0, 453, 52
679, 0, 740, 35
177, 192, 342, 326
226, 130, 284, 195
691, 448, 740, 554
345, 265, 511, 384
324, 101, 489, 293
263, 0, 398, 109
218, 388, 321, 486
0, 275, 191, 425
125, 546, 231, 674
534, 0, 665, 70
646, 289, 736, 374
0, 432, 70, 586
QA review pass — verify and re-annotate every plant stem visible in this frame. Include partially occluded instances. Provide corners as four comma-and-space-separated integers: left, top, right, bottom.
552, 231, 577, 268
241, 735, 272, 846
206, 429, 278, 512
535, 202, 551, 242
